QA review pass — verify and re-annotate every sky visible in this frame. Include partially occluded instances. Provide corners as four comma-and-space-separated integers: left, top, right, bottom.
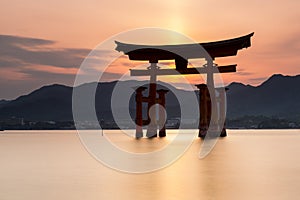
0, 0, 299, 99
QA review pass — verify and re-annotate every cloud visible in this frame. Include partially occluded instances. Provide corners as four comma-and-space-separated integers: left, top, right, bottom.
235, 68, 255, 76
0, 35, 55, 47
0, 34, 129, 99
0, 67, 31, 81
0, 34, 91, 70
0, 35, 124, 73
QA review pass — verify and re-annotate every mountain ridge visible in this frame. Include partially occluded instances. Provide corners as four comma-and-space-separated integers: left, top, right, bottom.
0, 74, 299, 121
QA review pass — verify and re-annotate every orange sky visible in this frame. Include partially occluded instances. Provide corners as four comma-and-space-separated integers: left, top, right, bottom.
0, 0, 299, 99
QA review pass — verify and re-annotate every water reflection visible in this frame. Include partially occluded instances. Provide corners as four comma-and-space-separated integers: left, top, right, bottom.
0, 129, 299, 199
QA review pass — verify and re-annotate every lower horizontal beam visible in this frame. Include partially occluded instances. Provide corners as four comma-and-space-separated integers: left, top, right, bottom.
130, 65, 236, 76
141, 97, 163, 104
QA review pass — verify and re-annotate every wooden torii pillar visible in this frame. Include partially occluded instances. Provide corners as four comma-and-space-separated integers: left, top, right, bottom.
196, 84, 229, 138
157, 89, 168, 137
115, 32, 254, 138
133, 86, 168, 138
134, 86, 147, 138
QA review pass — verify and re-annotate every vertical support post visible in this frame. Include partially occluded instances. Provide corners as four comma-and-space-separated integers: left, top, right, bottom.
157, 89, 169, 137
134, 86, 147, 138
196, 84, 210, 138
206, 59, 214, 88
206, 85, 212, 131
197, 84, 228, 138
206, 59, 220, 136
147, 62, 159, 138
218, 87, 228, 137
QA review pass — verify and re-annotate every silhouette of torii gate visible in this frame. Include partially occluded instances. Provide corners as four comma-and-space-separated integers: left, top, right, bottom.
115, 32, 254, 138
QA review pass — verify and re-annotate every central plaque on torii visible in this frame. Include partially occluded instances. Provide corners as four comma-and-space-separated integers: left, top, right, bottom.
115, 32, 254, 138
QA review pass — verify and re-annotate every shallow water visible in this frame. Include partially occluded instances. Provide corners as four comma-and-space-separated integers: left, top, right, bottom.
0, 129, 300, 200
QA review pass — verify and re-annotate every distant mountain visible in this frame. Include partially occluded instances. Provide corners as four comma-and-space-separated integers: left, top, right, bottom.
0, 74, 299, 121
0, 84, 73, 121
227, 74, 300, 120
0, 80, 190, 121
0, 100, 9, 108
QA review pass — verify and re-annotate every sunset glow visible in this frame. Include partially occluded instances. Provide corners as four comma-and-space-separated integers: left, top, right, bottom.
0, 0, 299, 99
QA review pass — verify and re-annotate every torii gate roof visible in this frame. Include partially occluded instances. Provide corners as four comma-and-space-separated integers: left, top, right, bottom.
115, 32, 254, 62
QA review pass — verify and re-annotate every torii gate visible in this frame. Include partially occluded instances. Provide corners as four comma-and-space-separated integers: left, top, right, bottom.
115, 32, 254, 138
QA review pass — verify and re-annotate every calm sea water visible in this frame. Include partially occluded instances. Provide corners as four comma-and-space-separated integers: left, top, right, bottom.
0, 129, 300, 200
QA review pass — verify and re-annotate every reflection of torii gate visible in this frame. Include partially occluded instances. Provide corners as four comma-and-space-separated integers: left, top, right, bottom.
116, 32, 254, 138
